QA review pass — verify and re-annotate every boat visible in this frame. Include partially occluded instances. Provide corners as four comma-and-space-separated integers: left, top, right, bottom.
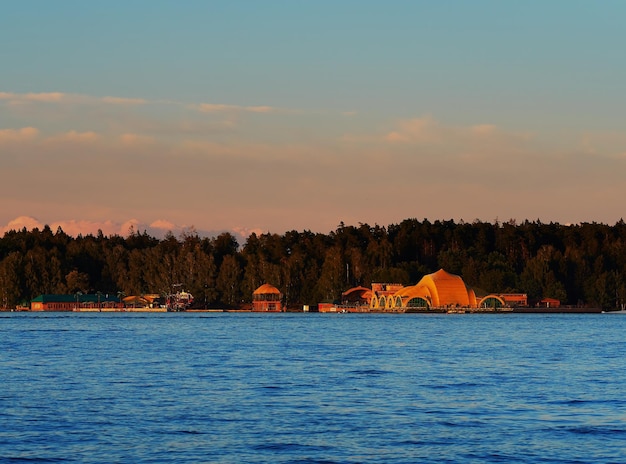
166, 291, 194, 311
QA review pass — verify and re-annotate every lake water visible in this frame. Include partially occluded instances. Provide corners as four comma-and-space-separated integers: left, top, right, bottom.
1, 312, 625, 463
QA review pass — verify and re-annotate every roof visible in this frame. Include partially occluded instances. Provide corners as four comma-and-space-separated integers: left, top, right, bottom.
253, 284, 281, 295
342, 286, 370, 296
123, 295, 149, 305
342, 286, 372, 299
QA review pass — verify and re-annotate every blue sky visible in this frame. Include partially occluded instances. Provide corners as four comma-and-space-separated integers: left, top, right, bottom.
1, 1, 626, 238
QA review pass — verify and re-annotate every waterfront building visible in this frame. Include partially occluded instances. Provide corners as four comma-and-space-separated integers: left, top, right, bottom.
371, 269, 478, 310
340, 270, 531, 312
322, 269, 535, 312
480, 293, 528, 309
31, 294, 122, 311
252, 284, 282, 312
540, 297, 561, 308
123, 294, 164, 309
327, 269, 480, 312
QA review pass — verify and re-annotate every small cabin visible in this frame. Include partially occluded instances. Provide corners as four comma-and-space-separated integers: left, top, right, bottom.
540, 297, 561, 308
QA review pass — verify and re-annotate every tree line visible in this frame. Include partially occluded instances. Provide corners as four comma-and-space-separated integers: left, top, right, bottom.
1, 218, 625, 309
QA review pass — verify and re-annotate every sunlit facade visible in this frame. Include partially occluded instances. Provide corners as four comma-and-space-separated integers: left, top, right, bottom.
252, 283, 282, 312
369, 269, 478, 310
327, 269, 531, 312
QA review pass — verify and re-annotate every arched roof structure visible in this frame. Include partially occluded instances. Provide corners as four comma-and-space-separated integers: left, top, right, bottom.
366, 269, 477, 310
479, 295, 506, 308
123, 295, 149, 305
342, 286, 372, 303
394, 285, 433, 308
412, 269, 477, 308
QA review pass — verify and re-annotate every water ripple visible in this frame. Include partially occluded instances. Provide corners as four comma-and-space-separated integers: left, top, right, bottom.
1, 313, 626, 463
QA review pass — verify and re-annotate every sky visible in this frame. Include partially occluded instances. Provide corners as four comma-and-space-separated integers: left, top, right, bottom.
2, 1, 626, 240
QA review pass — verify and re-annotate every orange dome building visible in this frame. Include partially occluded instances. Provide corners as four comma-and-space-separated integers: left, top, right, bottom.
370, 269, 477, 310
252, 283, 282, 312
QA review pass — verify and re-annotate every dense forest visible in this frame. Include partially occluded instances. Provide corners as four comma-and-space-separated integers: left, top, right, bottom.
1, 219, 626, 310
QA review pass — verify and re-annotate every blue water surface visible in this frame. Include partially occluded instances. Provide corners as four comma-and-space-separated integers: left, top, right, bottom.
1, 312, 625, 463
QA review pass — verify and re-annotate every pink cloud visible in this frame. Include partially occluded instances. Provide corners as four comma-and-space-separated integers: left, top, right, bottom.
119, 133, 155, 146
470, 124, 497, 136
381, 117, 531, 153
0, 92, 66, 104
196, 103, 238, 112
0, 216, 43, 233
195, 102, 278, 114
0, 216, 133, 238
0, 216, 199, 239
101, 96, 147, 105
0, 91, 144, 106
46, 130, 100, 143
50, 220, 121, 237
232, 226, 265, 238
24, 92, 65, 102
0, 127, 39, 143
150, 219, 177, 230
385, 116, 441, 144
245, 105, 275, 113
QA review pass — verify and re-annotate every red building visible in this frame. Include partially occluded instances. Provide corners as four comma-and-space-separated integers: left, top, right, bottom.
540, 297, 561, 308
500, 293, 528, 307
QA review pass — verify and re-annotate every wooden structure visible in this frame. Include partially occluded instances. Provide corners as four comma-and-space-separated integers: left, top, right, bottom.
252, 284, 282, 312
31, 294, 123, 311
